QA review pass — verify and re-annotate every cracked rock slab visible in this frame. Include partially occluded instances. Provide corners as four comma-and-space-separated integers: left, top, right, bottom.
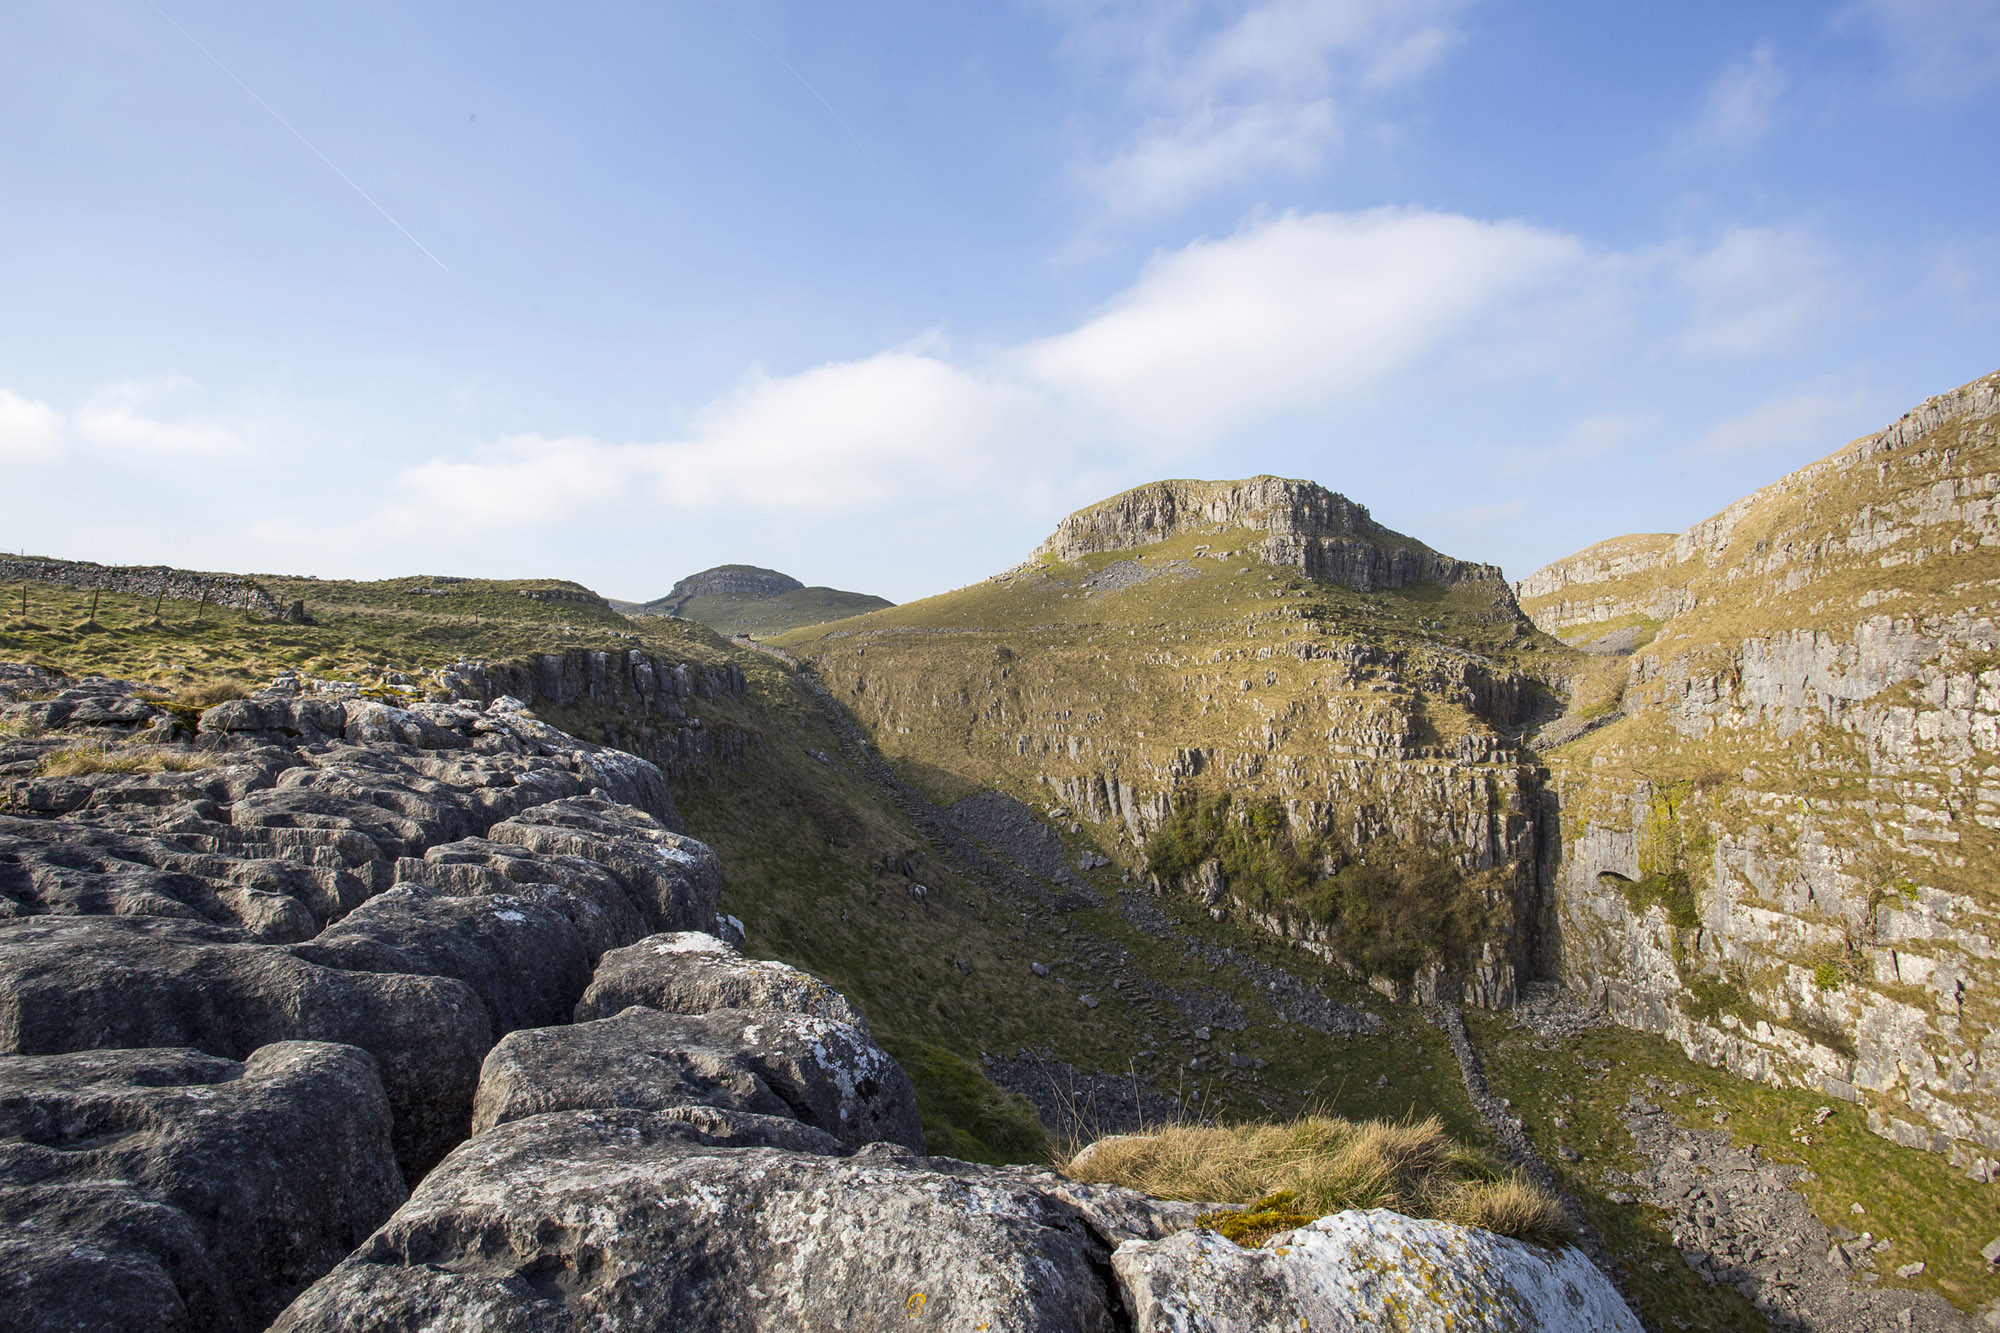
0, 1041, 405, 1333
471, 1004, 924, 1152
273, 1116, 1123, 1333
1113, 1210, 1640, 1333
573, 930, 867, 1027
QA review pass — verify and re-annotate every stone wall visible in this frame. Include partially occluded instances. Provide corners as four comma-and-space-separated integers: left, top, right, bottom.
1, 556, 295, 618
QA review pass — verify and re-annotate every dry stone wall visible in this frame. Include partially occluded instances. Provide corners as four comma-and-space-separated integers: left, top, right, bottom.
0, 555, 296, 618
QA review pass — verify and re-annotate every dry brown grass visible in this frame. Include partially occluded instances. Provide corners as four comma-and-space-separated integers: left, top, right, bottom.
1063, 1113, 1570, 1247
172, 677, 250, 707
35, 742, 219, 778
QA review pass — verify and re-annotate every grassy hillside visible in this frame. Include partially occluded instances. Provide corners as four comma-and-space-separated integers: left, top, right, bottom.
652, 585, 894, 638
778, 525, 1565, 995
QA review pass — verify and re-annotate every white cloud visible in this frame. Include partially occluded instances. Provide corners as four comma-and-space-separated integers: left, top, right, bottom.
388, 352, 1041, 533
72, 378, 242, 456
1674, 226, 1839, 357
1840, 0, 2000, 99
0, 389, 63, 461
385, 206, 1601, 536
1021, 208, 1587, 439
1679, 42, 1787, 152
1503, 414, 1657, 474
1055, 0, 1468, 217
1686, 385, 1875, 456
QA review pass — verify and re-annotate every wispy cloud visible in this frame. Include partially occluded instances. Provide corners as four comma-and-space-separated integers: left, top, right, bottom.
1051, 0, 1469, 218
1504, 414, 1657, 474
1673, 226, 1841, 357
0, 378, 244, 461
1677, 41, 1787, 153
1839, 0, 2000, 99
1686, 384, 1876, 456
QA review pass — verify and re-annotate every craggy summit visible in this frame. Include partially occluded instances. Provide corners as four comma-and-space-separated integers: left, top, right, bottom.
1034, 476, 1505, 592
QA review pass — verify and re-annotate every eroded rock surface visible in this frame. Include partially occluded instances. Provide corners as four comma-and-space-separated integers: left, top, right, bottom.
0, 1041, 403, 1333
275, 1120, 1125, 1333
574, 930, 867, 1026
1113, 1209, 1641, 1333
472, 1004, 923, 1151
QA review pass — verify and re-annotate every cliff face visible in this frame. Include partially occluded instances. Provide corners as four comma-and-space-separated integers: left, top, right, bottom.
1520, 369, 2000, 1171
1034, 477, 1508, 594
652, 565, 805, 609
787, 483, 1556, 1007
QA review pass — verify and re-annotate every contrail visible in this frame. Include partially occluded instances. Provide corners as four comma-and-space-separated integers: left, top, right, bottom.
148, 2, 450, 272
710, 1, 883, 181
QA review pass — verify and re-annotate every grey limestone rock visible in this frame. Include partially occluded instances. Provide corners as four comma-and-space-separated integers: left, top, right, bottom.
0, 915, 491, 1178
274, 1115, 1122, 1333
395, 836, 654, 962
1112, 1209, 1640, 1332
0, 1041, 405, 1333
484, 796, 721, 934
471, 1003, 924, 1152
291, 883, 592, 1036
573, 930, 867, 1026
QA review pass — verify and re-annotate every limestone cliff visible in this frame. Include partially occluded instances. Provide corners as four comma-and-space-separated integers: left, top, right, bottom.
1520, 368, 2000, 1172
786, 479, 1555, 1008
1035, 477, 1508, 594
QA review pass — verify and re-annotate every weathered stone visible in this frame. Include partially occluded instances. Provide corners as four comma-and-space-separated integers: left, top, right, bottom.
292, 883, 591, 1035
484, 797, 721, 934
471, 1004, 923, 1152
573, 931, 867, 1026
0, 915, 491, 1177
396, 837, 654, 963
273, 1116, 1120, 1332
0, 1041, 404, 1333
1113, 1210, 1640, 1332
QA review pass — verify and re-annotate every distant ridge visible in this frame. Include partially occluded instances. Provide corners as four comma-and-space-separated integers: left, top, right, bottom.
639, 564, 892, 637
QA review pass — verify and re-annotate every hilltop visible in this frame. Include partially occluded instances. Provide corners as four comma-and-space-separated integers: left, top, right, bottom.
634, 563, 893, 637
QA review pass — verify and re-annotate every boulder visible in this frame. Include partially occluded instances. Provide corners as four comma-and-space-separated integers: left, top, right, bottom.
471, 1004, 923, 1152
1111, 1209, 1641, 1332
574, 931, 867, 1027
0, 1041, 404, 1333
484, 797, 720, 934
273, 1116, 1121, 1333
0, 916, 491, 1178
291, 883, 591, 1035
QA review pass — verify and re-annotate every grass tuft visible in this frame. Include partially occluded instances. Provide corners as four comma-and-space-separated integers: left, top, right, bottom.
1065, 1112, 1570, 1246
35, 742, 218, 777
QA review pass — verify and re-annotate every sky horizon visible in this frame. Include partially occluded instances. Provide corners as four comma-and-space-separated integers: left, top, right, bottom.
5, 1, 1997, 603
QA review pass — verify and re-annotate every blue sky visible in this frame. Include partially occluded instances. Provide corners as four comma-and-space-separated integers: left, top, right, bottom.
3, 1, 1996, 602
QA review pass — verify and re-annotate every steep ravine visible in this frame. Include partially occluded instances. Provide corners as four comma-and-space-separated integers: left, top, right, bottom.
1521, 369, 2000, 1176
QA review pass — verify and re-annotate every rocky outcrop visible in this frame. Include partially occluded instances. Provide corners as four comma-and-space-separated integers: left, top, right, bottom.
470, 1003, 924, 1149
575, 930, 868, 1026
1521, 368, 2000, 1168
1032, 476, 1508, 593
0, 1041, 403, 1333
431, 648, 752, 780
276, 1128, 1127, 1333
1112, 1209, 1639, 1332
